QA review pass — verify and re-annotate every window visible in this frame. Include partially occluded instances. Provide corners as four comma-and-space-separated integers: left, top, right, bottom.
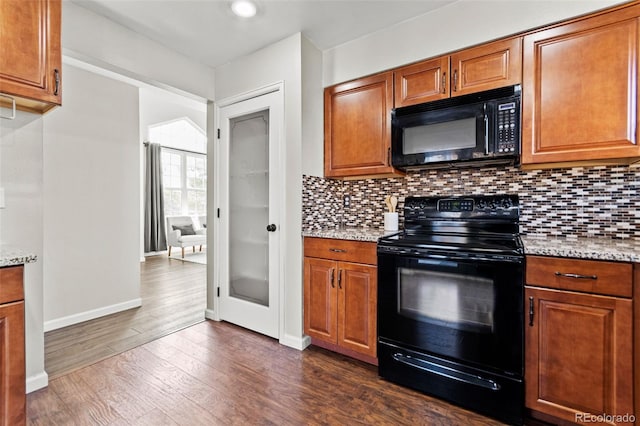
149, 118, 207, 217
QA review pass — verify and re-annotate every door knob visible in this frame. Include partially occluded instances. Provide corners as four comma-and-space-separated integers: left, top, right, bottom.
266, 224, 277, 232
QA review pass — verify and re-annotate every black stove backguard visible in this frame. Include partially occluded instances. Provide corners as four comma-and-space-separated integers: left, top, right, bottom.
377, 195, 525, 425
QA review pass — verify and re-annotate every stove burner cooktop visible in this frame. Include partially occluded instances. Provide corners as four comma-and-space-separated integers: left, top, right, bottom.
378, 194, 523, 256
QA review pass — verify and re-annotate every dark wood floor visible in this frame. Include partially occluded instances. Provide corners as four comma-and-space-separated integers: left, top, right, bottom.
44, 255, 206, 379
28, 320, 506, 425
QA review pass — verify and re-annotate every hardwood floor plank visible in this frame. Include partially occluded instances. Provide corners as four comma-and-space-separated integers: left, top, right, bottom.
72, 365, 157, 422
127, 409, 179, 426
44, 255, 206, 379
48, 373, 126, 425
35, 254, 507, 426
26, 386, 77, 426
30, 320, 507, 425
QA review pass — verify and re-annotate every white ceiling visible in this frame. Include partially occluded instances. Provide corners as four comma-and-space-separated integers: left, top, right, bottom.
70, 0, 458, 69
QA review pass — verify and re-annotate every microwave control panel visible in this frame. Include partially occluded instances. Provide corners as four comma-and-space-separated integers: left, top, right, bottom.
496, 102, 518, 154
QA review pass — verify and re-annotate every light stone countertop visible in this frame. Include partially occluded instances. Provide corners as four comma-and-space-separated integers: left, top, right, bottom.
0, 246, 38, 267
521, 235, 640, 263
303, 227, 399, 242
303, 228, 640, 262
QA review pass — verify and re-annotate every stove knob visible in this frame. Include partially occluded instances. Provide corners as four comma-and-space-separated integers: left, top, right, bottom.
500, 198, 513, 209
477, 200, 487, 209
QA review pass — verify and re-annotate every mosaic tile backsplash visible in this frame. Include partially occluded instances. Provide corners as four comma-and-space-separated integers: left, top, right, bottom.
302, 165, 640, 239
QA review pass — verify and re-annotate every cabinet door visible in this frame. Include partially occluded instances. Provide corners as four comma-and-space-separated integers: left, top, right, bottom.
394, 56, 450, 107
304, 257, 337, 343
450, 37, 522, 96
0, 0, 61, 112
324, 72, 396, 178
522, 7, 640, 165
337, 262, 377, 357
525, 287, 633, 424
0, 301, 25, 426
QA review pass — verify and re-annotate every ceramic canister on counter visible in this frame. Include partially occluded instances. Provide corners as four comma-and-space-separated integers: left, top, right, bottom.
384, 212, 398, 231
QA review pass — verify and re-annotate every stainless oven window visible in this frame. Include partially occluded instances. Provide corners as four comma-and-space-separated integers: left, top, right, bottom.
403, 117, 476, 154
397, 267, 495, 333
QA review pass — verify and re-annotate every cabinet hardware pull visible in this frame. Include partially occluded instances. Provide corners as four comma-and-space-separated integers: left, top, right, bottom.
54, 69, 60, 96
483, 104, 489, 155
453, 69, 458, 92
330, 268, 335, 288
442, 72, 446, 94
0, 94, 16, 120
329, 248, 346, 253
529, 297, 534, 326
338, 269, 342, 289
554, 271, 597, 280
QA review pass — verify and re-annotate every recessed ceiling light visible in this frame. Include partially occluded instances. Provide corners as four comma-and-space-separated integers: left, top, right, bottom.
231, 0, 257, 18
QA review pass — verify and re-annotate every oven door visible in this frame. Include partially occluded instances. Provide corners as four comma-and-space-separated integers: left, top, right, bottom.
377, 249, 523, 376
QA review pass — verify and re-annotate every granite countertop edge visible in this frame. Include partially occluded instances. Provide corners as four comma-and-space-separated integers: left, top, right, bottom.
303, 229, 640, 262
0, 247, 38, 268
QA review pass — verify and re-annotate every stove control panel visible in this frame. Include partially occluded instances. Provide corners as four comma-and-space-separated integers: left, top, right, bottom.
405, 194, 520, 221
437, 198, 474, 212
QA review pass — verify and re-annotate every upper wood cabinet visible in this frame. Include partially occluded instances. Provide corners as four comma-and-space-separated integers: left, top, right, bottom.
394, 37, 522, 107
324, 71, 401, 178
521, 4, 640, 166
0, 0, 62, 114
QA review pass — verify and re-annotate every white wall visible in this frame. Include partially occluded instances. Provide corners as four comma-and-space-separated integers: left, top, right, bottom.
62, 1, 215, 101
214, 33, 308, 348
43, 64, 141, 330
323, 0, 627, 86
139, 87, 207, 141
0, 111, 47, 392
301, 36, 324, 178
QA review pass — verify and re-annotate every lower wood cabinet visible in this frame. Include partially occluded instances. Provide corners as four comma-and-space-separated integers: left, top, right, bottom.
304, 237, 377, 363
0, 265, 26, 426
525, 256, 634, 425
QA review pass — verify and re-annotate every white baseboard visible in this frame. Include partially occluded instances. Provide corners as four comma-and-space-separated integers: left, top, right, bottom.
204, 308, 218, 321
44, 298, 143, 332
27, 371, 49, 393
280, 333, 311, 351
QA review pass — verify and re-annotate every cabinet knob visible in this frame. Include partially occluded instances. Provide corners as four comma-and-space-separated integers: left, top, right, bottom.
54, 69, 60, 96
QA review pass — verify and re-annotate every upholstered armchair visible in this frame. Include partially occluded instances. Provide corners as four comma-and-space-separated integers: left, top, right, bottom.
166, 216, 207, 258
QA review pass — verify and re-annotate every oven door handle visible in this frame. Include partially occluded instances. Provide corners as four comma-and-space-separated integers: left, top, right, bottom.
392, 352, 501, 391
417, 252, 522, 264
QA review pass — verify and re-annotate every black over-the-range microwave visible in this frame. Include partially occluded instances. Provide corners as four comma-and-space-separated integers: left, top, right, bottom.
391, 85, 521, 170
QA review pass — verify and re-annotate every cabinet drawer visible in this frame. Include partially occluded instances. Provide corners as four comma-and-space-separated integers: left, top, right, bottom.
304, 237, 377, 265
526, 255, 631, 298
0, 265, 24, 304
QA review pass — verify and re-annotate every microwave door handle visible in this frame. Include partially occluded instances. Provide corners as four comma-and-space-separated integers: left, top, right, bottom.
483, 104, 489, 155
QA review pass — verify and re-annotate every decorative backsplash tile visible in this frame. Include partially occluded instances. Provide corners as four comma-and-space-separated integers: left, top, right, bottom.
303, 165, 640, 239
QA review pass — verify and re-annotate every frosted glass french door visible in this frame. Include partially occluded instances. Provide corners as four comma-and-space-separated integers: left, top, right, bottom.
217, 90, 281, 339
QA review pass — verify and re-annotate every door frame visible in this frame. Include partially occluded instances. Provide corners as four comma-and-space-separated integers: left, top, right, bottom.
212, 82, 285, 341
